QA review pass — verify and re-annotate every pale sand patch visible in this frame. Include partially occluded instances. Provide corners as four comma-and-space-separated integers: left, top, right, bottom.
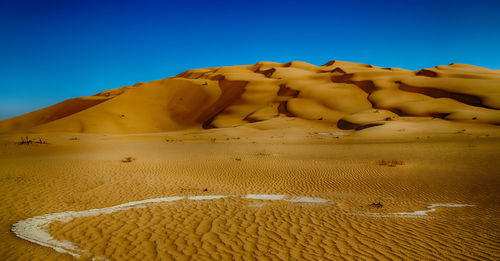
244, 194, 286, 200
316, 132, 350, 136
12, 194, 333, 258
188, 195, 227, 200
363, 203, 475, 217
288, 196, 333, 203
12, 196, 190, 258
12, 192, 475, 259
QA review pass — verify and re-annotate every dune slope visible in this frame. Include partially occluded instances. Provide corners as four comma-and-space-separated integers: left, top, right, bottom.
1, 60, 499, 134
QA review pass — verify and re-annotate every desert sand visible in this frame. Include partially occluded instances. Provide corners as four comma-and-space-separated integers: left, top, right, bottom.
0, 60, 499, 260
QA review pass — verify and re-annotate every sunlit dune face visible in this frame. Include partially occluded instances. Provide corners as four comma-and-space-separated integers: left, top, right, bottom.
1, 60, 499, 260
1, 61, 499, 134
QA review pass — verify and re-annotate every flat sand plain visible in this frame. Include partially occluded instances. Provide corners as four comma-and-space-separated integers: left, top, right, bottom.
1, 129, 499, 260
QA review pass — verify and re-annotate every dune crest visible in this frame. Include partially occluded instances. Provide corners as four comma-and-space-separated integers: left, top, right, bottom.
1, 60, 499, 134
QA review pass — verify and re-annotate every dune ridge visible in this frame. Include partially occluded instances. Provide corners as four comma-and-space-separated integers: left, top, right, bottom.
1, 60, 499, 134
2, 61, 500, 260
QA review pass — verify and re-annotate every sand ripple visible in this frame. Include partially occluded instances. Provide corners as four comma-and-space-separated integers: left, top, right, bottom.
12, 195, 484, 260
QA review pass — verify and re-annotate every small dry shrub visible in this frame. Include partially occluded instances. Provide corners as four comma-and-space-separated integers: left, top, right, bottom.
377, 160, 404, 167
369, 202, 383, 208
121, 157, 135, 163
18, 136, 47, 145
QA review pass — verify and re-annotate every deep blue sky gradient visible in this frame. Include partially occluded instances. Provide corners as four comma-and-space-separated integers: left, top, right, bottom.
1, 0, 499, 119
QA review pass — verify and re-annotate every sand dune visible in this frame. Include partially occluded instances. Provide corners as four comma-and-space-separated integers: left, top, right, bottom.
1, 60, 500, 260
1, 60, 499, 134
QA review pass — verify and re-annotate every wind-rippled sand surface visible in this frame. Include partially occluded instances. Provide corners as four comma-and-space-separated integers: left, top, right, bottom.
1, 60, 500, 259
48, 197, 494, 261
1, 133, 500, 260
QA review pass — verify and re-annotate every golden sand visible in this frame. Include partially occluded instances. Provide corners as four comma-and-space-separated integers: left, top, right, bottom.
1, 60, 499, 260
1, 60, 499, 134
1, 133, 499, 260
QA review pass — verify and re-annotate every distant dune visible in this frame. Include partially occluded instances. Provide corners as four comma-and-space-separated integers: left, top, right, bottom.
1, 60, 499, 134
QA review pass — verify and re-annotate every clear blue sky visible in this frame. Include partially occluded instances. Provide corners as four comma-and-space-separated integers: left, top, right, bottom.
1, 0, 499, 120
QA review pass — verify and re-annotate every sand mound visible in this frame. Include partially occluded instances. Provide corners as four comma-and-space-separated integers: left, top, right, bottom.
1, 60, 499, 134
